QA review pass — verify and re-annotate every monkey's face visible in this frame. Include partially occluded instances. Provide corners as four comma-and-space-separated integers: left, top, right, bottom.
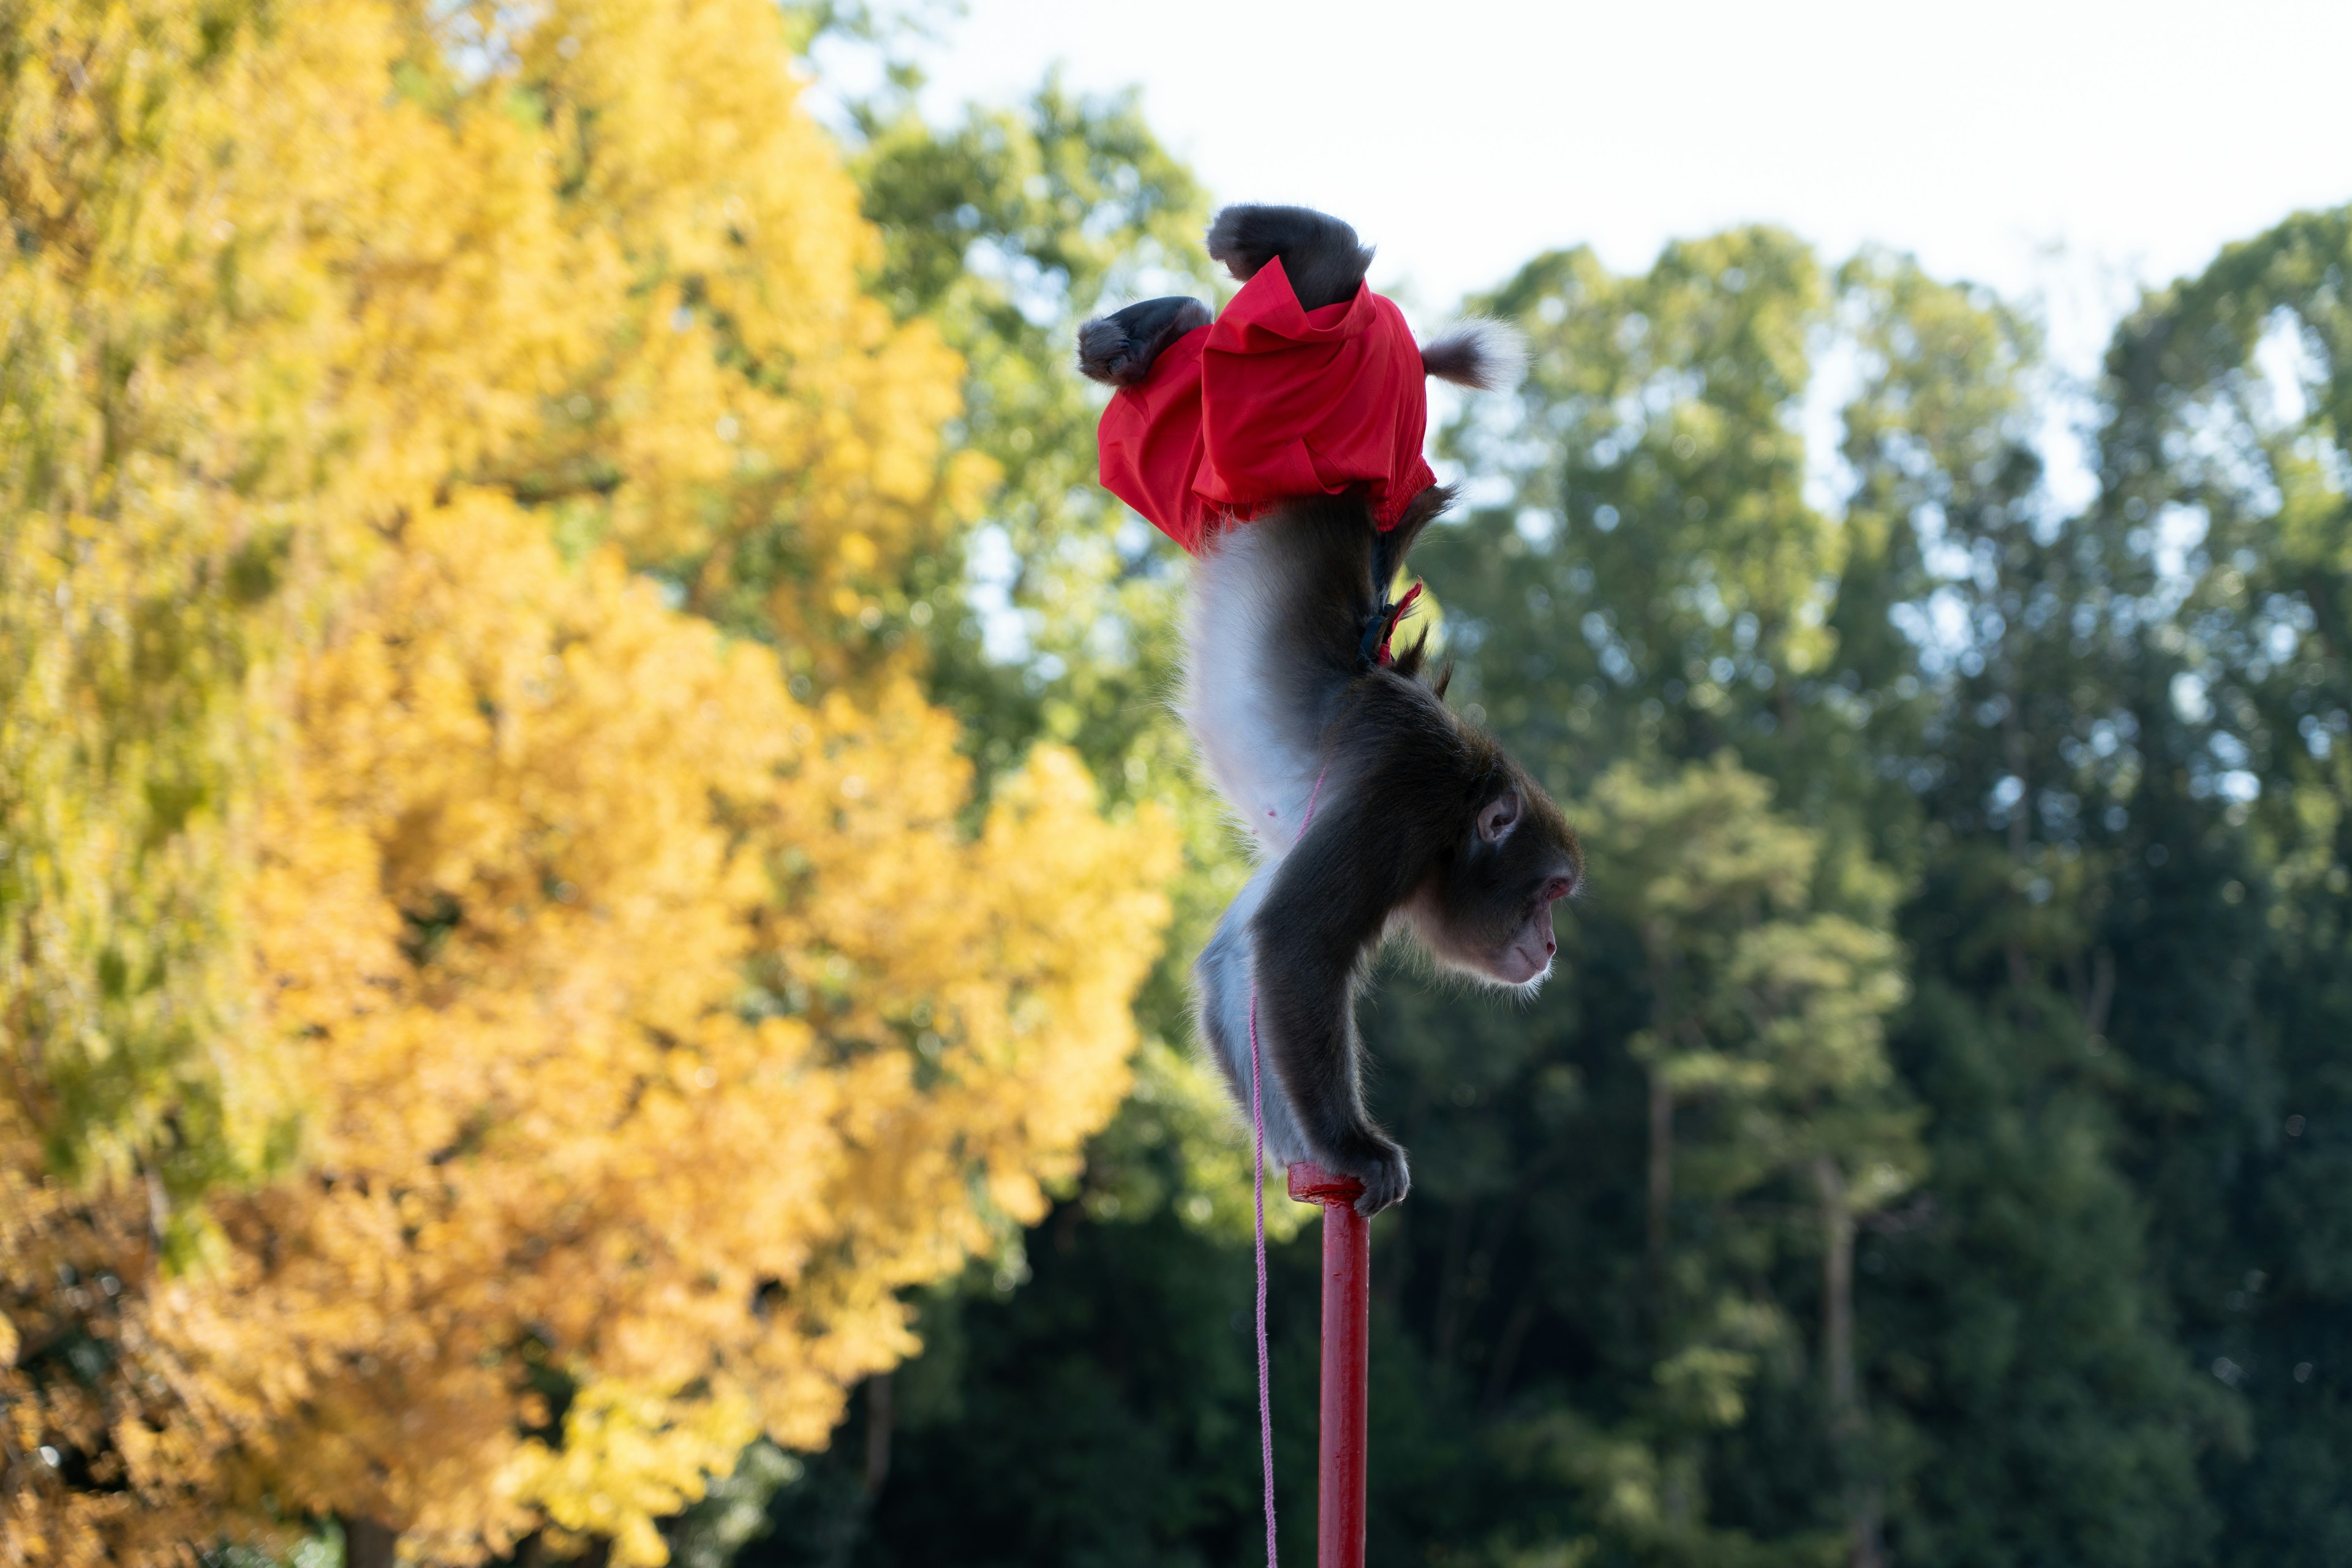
1412, 780, 1583, 990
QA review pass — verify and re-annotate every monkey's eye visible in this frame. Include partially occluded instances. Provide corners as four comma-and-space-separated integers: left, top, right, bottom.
1540, 876, 1574, 904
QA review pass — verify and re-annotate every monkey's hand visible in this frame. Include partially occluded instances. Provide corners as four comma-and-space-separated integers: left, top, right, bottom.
1319, 1126, 1411, 1216
1249, 785, 1425, 1219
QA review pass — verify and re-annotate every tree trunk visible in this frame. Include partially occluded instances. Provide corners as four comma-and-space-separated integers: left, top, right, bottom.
861, 1371, 894, 1498
1812, 1156, 1887, 1568
1646, 1059, 1673, 1319
1432, 1199, 1474, 1371
1816, 1155, 1856, 1415
1482, 1288, 1541, 1410
2002, 625, 2034, 1002
1642, 936, 1679, 1329
344, 1519, 399, 1568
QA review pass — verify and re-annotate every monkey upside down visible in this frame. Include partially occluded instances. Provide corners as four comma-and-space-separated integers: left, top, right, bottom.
1081, 205, 1582, 1216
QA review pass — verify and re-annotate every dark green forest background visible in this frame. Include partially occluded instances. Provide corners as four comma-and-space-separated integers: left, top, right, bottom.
665, 34, 2352, 1568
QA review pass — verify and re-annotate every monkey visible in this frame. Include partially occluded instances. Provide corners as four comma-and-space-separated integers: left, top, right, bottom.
1180, 490, 1583, 1217
1078, 205, 1582, 1216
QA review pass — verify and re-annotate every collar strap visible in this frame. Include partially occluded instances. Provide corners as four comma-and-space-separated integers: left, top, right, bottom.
1360, 580, 1425, 668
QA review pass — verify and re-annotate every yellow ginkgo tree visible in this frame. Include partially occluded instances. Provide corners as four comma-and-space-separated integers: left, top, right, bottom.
0, 2, 1175, 1562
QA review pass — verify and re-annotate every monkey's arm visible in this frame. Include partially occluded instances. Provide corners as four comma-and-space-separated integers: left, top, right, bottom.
1194, 860, 1319, 1168
1249, 771, 1450, 1215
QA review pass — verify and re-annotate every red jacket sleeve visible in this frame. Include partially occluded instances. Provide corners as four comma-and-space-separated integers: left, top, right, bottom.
1097, 327, 1216, 555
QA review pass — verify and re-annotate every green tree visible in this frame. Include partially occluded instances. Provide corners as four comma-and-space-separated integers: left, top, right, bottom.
850, 72, 1217, 787
714, 47, 2345, 1565
2098, 206, 2352, 1567
1428, 230, 1845, 801
1835, 250, 2223, 1568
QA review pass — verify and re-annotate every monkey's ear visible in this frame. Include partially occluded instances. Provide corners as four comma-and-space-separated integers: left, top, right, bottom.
1476, 790, 1521, 845
1390, 628, 1431, 679
1384, 484, 1455, 571
1430, 660, 1454, 700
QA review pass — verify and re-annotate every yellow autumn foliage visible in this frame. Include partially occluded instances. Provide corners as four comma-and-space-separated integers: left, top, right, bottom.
1, 2, 1174, 1561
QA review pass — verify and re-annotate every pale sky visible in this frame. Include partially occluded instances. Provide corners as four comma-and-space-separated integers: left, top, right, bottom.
826, 0, 2351, 380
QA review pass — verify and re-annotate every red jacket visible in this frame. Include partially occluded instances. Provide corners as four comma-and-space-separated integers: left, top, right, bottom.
1097, 257, 1434, 556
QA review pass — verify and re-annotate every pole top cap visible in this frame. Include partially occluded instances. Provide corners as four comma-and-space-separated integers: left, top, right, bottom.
1285, 1161, 1367, 1207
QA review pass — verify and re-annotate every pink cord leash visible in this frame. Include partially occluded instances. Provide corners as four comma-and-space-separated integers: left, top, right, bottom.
1249, 758, 1328, 1567
1249, 992, 1276, 1568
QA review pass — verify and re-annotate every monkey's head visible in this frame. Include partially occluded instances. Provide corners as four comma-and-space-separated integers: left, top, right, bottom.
1409, 753, 1583, 991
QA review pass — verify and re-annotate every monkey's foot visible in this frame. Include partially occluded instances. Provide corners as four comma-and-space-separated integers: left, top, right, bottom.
1204, 205, 1375, 312
1076, 296, 1211, 386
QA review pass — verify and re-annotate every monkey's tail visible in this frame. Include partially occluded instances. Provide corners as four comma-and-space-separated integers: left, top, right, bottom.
1420, 318, 1530, 390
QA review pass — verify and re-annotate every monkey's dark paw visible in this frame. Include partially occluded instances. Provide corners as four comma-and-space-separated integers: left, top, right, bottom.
1324, 1133, 1411, 1216
1075, 296, 1210, 385
1204, 205, 1374, 312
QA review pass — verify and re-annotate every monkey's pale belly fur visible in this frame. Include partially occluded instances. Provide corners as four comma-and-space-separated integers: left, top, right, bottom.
1180, 525, 1329, 1167
1182, 525, 1341, 861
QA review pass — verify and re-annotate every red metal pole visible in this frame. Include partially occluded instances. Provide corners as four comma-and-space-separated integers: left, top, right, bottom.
1287, 1161, 1370, 1568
